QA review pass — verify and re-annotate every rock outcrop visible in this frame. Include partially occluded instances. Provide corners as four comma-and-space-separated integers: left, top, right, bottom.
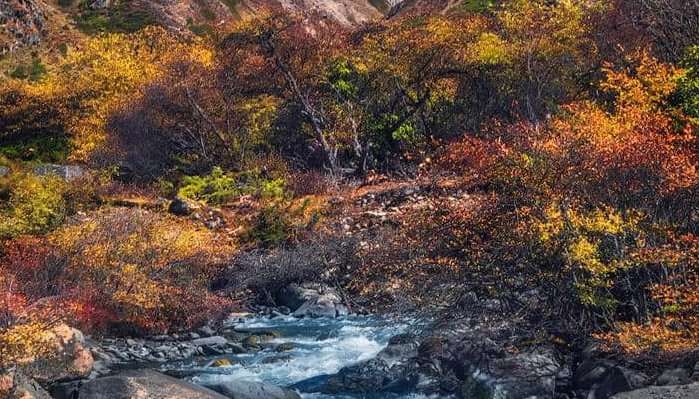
610, 382, 699, 399
0, 0, 47, 53
202, 380, 302, 399
24, 323, 94, 384
79, 369, 229, 399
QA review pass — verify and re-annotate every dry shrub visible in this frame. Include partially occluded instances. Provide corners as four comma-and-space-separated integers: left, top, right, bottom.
226, 234, 358, 304
41, 208, 236, 335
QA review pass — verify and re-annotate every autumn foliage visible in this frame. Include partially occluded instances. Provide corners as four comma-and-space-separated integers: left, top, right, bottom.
1, 0, 699, 372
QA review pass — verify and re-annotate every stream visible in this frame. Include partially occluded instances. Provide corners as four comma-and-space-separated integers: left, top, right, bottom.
159, 314, 442, 399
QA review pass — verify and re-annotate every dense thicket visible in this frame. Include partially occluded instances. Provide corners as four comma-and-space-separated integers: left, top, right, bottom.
1, 0, 698, 371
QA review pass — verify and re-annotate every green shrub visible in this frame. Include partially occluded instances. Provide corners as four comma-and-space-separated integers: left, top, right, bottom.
178, 167, 288, 205
75, 6, 155, 34
9, 59, 47, 82
0, 174, 68, 238
676, 45, 699, 120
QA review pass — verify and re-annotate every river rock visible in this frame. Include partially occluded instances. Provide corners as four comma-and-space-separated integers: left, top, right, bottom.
588, 366, 649, 399
24, 323, 94, 384
655, 367, 691, 386
79, 369, 228, 399
312, 357, 419, 395
610, 382, 699, 399
0, 370, 52, 399
203, 380, 301, 399
292, 292, 348, 318
192, 336, 228, 347
485, 347, 565, 399
279, 284, 349, 318
377, 334, 419, 366
33, 164, 85, 181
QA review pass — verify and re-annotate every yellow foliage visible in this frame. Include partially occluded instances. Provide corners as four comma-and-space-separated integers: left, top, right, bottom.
0, 321, 55, 368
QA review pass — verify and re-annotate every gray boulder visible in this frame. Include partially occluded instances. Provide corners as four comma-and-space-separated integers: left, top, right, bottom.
79, 369, 228, 399
588, 366, 649, 399
611, 382, 699, 399
203, 380, 301, 399
291, 290, 348, 318
0, 166, 9, 177
191, 336, 229, 347
486, 347, 566, 399
655, 368, 691, 386
33, 164, 85, 181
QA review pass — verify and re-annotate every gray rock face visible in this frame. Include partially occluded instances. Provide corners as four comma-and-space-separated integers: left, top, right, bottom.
655, 367, 691, 386
191, 336, 229, 347
587, 366, 649, 399
483, 347, 566, 399
33, 164, 86, 181
610, 382, 699, 399
79, 369, 228, 399
282, 284, 349, 318
204, 380, 302, 399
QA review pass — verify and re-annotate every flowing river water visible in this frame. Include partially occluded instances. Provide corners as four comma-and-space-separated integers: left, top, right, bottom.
160, 315, 443, 399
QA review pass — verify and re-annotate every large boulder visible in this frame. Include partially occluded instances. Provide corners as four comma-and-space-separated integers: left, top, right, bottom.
79, 369, 228, 399
305, 357, 419, 395
610, 382, 699, 399
203, 380, 301, 399
25, 323, 94, 384
587, 366, 649, 399
655, 367, 691, 386
484, 347, 566, 399
0, 370, 52, 399
33, 164, 86, 181
279, 284, 349, 318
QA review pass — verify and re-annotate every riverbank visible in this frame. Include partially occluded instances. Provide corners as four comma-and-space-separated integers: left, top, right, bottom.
6, 281, 696, 399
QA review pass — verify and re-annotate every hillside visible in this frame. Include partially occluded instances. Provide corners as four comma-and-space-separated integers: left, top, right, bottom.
1, 1, 699, 399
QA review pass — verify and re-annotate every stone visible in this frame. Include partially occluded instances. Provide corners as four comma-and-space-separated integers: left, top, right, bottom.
377, 334, 419, 366
589, 366, 650, 399
168, 197, 200, 216
575, 359, 616, 389
205, 358, 236, 368
292, 292, 346, 318
242, 335, 261, 348
307, 358, 419, 395
24, 323, 94, 384
79, 369, 228, 399
204, 380, 302, 399
655, 368, 691, 386
611, 382, 699, 399
0, 370, 52, 399
191, 336, 228, 347
199, 325, 216, 337
33, 164, 85, 181
486, 347, 564, 399
48, 380, 82, 399
0, 166, 9, 177
275, 342, 295, 352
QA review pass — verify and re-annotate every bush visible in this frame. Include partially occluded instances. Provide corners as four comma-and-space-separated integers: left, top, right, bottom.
50, 208, 233, 334
178, 167, 289, 205
0, 174, 68, 239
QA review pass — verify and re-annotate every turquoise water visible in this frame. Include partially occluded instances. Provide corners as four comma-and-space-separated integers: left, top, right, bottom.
161, 315, 444, 398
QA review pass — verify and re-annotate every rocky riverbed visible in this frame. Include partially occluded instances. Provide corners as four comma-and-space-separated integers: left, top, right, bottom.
5, 283, 699, 399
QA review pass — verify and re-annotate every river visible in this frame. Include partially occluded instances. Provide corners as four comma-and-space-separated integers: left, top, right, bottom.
159, 314, 444, 399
